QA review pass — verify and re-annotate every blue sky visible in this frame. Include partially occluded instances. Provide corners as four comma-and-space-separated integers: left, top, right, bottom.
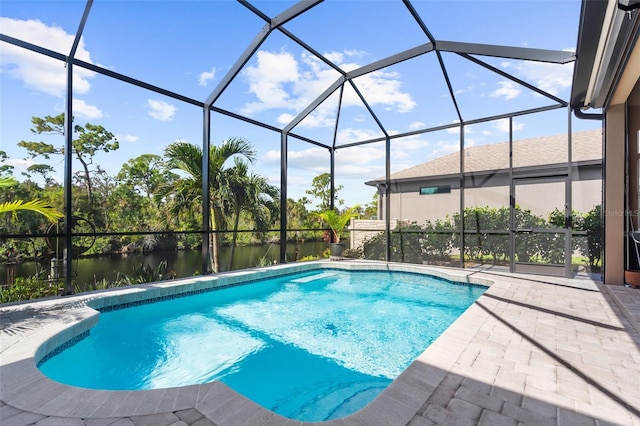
0, 0, 600, 207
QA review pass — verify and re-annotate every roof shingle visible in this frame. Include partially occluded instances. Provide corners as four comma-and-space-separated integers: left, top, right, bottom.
370, 129, 602, 183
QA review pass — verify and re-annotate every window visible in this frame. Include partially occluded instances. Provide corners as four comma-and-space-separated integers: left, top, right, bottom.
419, 185, 451, 195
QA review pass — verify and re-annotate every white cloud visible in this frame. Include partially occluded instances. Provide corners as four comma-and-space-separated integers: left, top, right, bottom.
437, 139, 461, 154
489, 81, 521, 100
516, 62, 573, 96
454, 85, 475, 95
277, 108, 336, 128
446, 122, 462, 134
265, 147, 328, 173
277, 113, 295, 125
390, 134, 431, 153
335, 145, 384, 170
241, 51, 300, 114
346, 69, 416, 113
464, 139, 477, 148
336, 128, 385, 145
3, 158, 37, 177
147, 99, 176, 121
117, 134, 139, 143
409, 121, 425, 130
0, 17, 96, 97
198, 67, 216, 87
498, 58, 573, 97
73, 99, 103, 119
241, 49, 415, 124
264, 143, 385, 178
491, 118, 525, 133
324, 49, 367, 64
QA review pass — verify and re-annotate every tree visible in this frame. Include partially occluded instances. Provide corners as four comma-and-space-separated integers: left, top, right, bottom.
116, 154, 168, 200
581, 205, 602, 269
17, 113, 119, 206
162, 137, 256, 273
513, 206, 547, 262
225, 159, 280, 270
422, 218, 455, 261
287, 197, 312, 239
305, 172, 344, 210
0, 176, 62, 223
0, 150, 14, 175
113, 155, 176, 238
23, 164, 56, 187
362, 192, 378, 219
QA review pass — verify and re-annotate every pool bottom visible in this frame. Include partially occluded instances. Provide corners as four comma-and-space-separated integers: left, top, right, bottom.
219, 335, 392, 421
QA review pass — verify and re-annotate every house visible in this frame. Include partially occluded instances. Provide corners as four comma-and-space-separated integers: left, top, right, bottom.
365, 129, 602, 224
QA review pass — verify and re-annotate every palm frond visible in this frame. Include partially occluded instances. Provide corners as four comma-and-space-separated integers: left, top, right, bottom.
0, 176, 18, 187
0, 199, 63, 222
213, 137, 257, 168
314, 206, 360, 243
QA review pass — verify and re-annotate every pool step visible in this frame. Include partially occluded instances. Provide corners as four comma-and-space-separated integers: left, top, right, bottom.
291, 272, 339, 283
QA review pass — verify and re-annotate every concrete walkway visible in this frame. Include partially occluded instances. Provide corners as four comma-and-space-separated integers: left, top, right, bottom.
1, 262, 639, 426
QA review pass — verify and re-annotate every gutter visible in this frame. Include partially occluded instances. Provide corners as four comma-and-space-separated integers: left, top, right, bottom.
573, 107, 605, 120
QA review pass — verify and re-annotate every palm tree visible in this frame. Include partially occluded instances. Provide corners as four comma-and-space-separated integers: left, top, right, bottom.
162, 138, 256, 273
314, 205, 360, 244
225, 159, 280, 270
0, 176, 62, 222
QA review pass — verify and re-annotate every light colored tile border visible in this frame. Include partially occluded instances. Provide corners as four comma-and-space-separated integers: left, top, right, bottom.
0, 260, 492, 424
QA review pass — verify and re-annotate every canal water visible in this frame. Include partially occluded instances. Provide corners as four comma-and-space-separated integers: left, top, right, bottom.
1, 241, 330, 286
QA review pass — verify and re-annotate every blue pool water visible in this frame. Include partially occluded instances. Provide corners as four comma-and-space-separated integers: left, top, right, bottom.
39, 269, 486, 421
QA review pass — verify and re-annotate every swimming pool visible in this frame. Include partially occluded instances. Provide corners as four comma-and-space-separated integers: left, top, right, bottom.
38, 265, 487, 421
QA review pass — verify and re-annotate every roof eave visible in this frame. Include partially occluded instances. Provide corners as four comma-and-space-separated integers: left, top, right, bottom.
366, 159, 603, 187
571, 0, 640, 111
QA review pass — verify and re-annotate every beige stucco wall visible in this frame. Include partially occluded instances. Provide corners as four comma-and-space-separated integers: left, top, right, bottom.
604, 104, 627, 284
604, 34, 640, 285
380, 180, 601, 225
385, 189, 461, 224
573, 180, 602, 213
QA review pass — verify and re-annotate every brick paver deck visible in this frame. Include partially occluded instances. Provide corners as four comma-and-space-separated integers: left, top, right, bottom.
1, 262, 639, 426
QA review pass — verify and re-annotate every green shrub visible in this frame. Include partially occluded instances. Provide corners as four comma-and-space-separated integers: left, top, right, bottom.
297, 255, 320, 262
122, 260, 176, 285
343, 247, 363, 259
0, 276, 62, 303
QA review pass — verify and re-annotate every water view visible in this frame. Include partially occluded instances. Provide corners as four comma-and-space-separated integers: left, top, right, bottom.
1, 241, 329, 286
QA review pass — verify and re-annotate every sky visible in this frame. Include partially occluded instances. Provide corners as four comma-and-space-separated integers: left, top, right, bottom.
0, 0, 601, 208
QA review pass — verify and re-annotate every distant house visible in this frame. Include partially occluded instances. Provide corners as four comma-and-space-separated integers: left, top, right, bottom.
365, 129, 603, 224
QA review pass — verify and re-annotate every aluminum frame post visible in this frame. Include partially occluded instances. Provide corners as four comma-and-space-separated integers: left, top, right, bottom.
509, 118, 516, 273
460, 125, 465, 268
330, 149, 335, 211
565, 105, 574, 278
385, 136, 391, 262
63, 61, 73, 295
202, 107, 211, 275
280, 131, 288, 263
62, 0, 93, 295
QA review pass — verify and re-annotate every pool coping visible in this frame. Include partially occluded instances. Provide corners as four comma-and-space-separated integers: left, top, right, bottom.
0, 260, 493, 425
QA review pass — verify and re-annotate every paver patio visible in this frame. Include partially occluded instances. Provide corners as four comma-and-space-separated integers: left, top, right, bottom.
1, 262, 639, 426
